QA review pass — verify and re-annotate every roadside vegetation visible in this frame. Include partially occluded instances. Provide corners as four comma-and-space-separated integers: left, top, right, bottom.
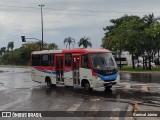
102, 13, 160, 70
0, 13, 160, 71
0, 36, 92, 66
0, 41, 58, 66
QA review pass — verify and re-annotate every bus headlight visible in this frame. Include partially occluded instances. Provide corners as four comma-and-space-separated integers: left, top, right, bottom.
97, 77, 101, 81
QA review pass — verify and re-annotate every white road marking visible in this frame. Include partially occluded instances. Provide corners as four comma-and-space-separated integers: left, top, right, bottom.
110, 108, 120, 120
87, 104, 99, 119
110, 117, 119, 120
90, 104, 99, 111
66, 102, 82, 111
125, 84, 131, 89
113, 108, 120, 111
90, 98, 100, 102
0, 92, 31, 111
51, 104, 60, 109
141, 85, 149, 91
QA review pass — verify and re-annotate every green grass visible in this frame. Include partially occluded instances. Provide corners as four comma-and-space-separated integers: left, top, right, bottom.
0, 65, 30, 68
119, 66, 160, 72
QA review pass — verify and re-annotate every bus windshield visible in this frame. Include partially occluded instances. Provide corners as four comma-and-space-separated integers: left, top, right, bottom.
89, 53, 117, 71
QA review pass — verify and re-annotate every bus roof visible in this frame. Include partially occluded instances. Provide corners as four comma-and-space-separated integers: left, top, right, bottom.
62, 48, 110, 53
31, 48, 110, 54
32, 50, 62, 54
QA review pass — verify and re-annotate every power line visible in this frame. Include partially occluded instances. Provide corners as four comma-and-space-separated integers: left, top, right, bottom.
0, 8, 155, 18
0, 8, 39, 14
0, 4, 39, 10
0, 4, 158, 14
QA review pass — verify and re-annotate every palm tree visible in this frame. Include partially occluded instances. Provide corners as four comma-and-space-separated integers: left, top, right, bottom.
7, 41, 14, 51
64, 37, 75, 49
1, 47, 6, 54
78, 37, 92, 48
48, 43, 58, 50
7, 41, 14, 65
143, 13, 160, 27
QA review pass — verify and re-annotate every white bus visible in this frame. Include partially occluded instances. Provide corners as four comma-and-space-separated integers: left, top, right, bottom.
31, 48, 120, 91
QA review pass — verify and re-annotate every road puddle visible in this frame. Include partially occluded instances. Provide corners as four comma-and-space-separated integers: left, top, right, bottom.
120, 72, 160, 83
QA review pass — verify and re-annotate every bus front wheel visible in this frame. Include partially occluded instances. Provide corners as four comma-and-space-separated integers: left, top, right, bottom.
84, 82, 92, 91
105, 86, 112, 90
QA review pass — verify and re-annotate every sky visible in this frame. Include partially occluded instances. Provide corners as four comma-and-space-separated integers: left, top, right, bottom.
0, 0, 160, 50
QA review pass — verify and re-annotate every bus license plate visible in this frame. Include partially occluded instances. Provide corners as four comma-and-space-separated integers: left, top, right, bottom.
108, 82, 112, 86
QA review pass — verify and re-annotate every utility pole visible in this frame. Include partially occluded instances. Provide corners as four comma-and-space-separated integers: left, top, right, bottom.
39, 4, 45, 50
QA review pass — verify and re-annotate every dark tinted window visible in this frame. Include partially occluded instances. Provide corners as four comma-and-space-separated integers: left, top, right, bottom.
82, 54, 90, 69
32, 54, 54, 66
115, 57, 127, 61
49, 54, 54, 66
41, 55, 49, 66
65, 53, 72, 67
32, 54, 41, 66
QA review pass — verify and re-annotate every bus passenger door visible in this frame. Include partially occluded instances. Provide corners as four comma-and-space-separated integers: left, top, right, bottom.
72, 56, 80, 87
55, 55, 64, 84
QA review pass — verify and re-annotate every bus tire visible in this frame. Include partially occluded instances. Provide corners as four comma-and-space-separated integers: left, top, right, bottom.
47, 80, 52, 87
105, 86, 112, 90
84, 81, 92, 91
46, 77, 53, 88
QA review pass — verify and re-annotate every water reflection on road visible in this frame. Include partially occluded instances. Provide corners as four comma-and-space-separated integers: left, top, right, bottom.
0, 67, 160, 103
120, 72, 160, 83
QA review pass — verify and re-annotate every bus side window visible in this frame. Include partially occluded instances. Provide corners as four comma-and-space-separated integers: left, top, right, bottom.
41, 55, 49, 66
32, 55, 40, 66
49, 54, 54, 66
82, 54, 90, 69
65, 53, 72, 68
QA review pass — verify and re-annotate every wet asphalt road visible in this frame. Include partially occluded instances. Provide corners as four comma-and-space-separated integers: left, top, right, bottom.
0, 67, 160, 120
120, 72, 160, 83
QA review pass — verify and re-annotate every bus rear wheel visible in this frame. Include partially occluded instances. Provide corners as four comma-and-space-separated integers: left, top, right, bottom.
46, 77, 54, 88
47, 80, 52, 87
84, 82, 92, 91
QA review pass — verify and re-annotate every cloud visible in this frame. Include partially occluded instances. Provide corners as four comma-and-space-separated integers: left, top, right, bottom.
1, 0, 160, 49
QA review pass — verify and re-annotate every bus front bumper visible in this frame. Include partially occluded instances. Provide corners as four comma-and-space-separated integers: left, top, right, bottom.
92, 74, 120, 88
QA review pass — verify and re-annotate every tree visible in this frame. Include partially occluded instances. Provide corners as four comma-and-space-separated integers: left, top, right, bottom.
142, 13, 160, 70
1, 47, 6, 52
102, 15, 143, 69
119, 16, 144, 69
7, 41, 14, 65
48, 43, 58, 50
64, 37, 75, 49
0, 47, 6, 55
7, 41, 14, 51
78, 37, 92, 48
2, 41, 59, 66
22, 41, 42, 51
102, 14, 160, 70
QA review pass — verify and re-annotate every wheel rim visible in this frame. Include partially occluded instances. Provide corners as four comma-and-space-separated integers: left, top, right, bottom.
85, 83, 90, 90
47, 81, 51, 87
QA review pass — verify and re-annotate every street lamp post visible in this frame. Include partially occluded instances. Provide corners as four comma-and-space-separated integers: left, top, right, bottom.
39, 4, 45, 50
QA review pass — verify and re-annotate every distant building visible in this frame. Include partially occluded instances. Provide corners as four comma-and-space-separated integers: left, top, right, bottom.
121, 51, 132, 66
112, 51, 134, 66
